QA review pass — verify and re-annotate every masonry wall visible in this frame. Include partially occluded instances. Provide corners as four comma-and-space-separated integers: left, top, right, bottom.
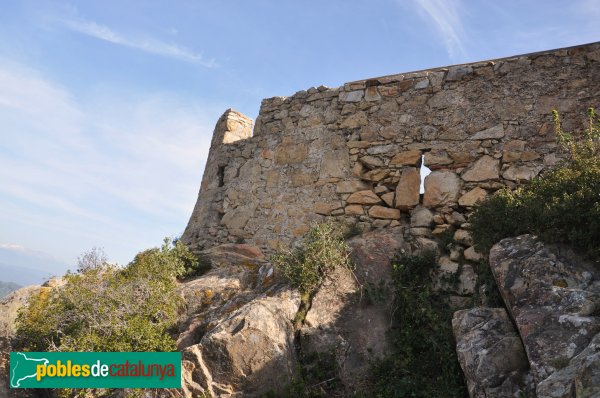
181, 42, 600, 255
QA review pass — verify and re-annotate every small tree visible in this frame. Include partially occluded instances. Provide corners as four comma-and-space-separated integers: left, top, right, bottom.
271, 222, 351, 329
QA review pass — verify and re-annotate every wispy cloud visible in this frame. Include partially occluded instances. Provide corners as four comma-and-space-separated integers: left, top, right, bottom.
410, 0, 467, 60
0, 60, 223, 264
61, 18, 218, 68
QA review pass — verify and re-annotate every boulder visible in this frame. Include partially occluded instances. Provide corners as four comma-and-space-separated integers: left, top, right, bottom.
453, 307, 533, 397
489, 235, 600, 393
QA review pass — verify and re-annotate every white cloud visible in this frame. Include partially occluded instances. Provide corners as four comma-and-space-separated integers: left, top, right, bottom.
410, 0, 467, 60
61, 18, 218, 68
0, 61, 224, 263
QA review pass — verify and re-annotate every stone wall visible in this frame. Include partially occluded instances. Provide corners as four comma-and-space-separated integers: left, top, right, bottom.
181, 42, 600, 255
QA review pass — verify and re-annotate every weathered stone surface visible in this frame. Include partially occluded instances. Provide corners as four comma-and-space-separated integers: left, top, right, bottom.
380, 192, 395, 207
489, 235, 600, 390
464, 246, 483, 262
459, 187, 488, 207
320, 149, 349, 178
345, 204, 364, 215
395, 168, 421, 209
336, 180, 371, 194
221, 203, 257, 231
182, 288, 299, 397
462, 155, 500, 181
314, 202, 336, 215
502, 165, 543, 181
453, 308, 533, 398
359, 155, 384, 169
423, 171, 461, 207
390, 150, 422, 166
346, 190, 382, 205
340, 111, 368, 129
470, 124, 505, 140
454, 229, 473, 246
447, 65, 473, 81
424, 149, 453, 166
368, 205, 400, 219
274, 138, 308, 164
339, 90, 363, 102
410, 206, 433, 227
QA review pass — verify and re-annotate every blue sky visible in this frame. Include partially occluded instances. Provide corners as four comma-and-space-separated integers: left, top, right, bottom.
0, 0, 599, 282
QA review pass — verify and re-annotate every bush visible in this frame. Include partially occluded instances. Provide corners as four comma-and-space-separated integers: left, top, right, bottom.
15, 238, 195, 353
471, 108, 600, 263
271, 222, 351, 296
364, 252, 468, 397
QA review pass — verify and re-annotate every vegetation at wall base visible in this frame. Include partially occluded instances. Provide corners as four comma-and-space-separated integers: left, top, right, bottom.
363, 252, 468, 398
470, 108, 600, 264
271, 222, 352, 329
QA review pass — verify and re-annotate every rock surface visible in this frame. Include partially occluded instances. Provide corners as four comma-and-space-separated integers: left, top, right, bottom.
489, 235, 600, 396
453, 307, 533, 398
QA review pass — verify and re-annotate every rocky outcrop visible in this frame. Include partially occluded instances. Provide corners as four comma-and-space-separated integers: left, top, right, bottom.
453, 307, 533, 397
486, 235, 600, 397
177, 244, 300, 397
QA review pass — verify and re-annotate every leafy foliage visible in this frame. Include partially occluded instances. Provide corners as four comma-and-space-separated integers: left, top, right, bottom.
14, 238, 195, 353
364, 252, 468, 398
470, 108, 600, 263
271, 222, 351, 296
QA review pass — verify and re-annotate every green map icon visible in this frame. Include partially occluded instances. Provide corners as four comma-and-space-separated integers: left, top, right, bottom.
10, 352, 49, 388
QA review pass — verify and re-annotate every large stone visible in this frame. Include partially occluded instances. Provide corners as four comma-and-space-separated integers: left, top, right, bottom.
340, 111, 368, 129
502, 165, 543, 181
470, 124, 505, 140
395, 168, 421, 209
320, 149, 349, 178
453, 308, 533, 398
459, 187, 488, 207
423, 171, 461, 207
462, 155, 500, 181
390, 150, 422, 166
221, 203, 258, 231
345, 204, 364, 215
368, 205, 400, 219
339, 90, 364, 102
410, 206, 433, 227
380, 192, 395, 207
489, 235, 600, 390
424, 149, 453, 166
346, 190, 382, 205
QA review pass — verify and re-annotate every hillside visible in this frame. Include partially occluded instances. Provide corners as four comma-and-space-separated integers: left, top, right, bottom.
0, 281, 20, 299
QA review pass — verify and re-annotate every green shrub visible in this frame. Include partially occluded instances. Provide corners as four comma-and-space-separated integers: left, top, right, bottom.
15, 238, 194, 353
364, 252, 468, 398
271, 222, 351, 296
471, 108, 600, 263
